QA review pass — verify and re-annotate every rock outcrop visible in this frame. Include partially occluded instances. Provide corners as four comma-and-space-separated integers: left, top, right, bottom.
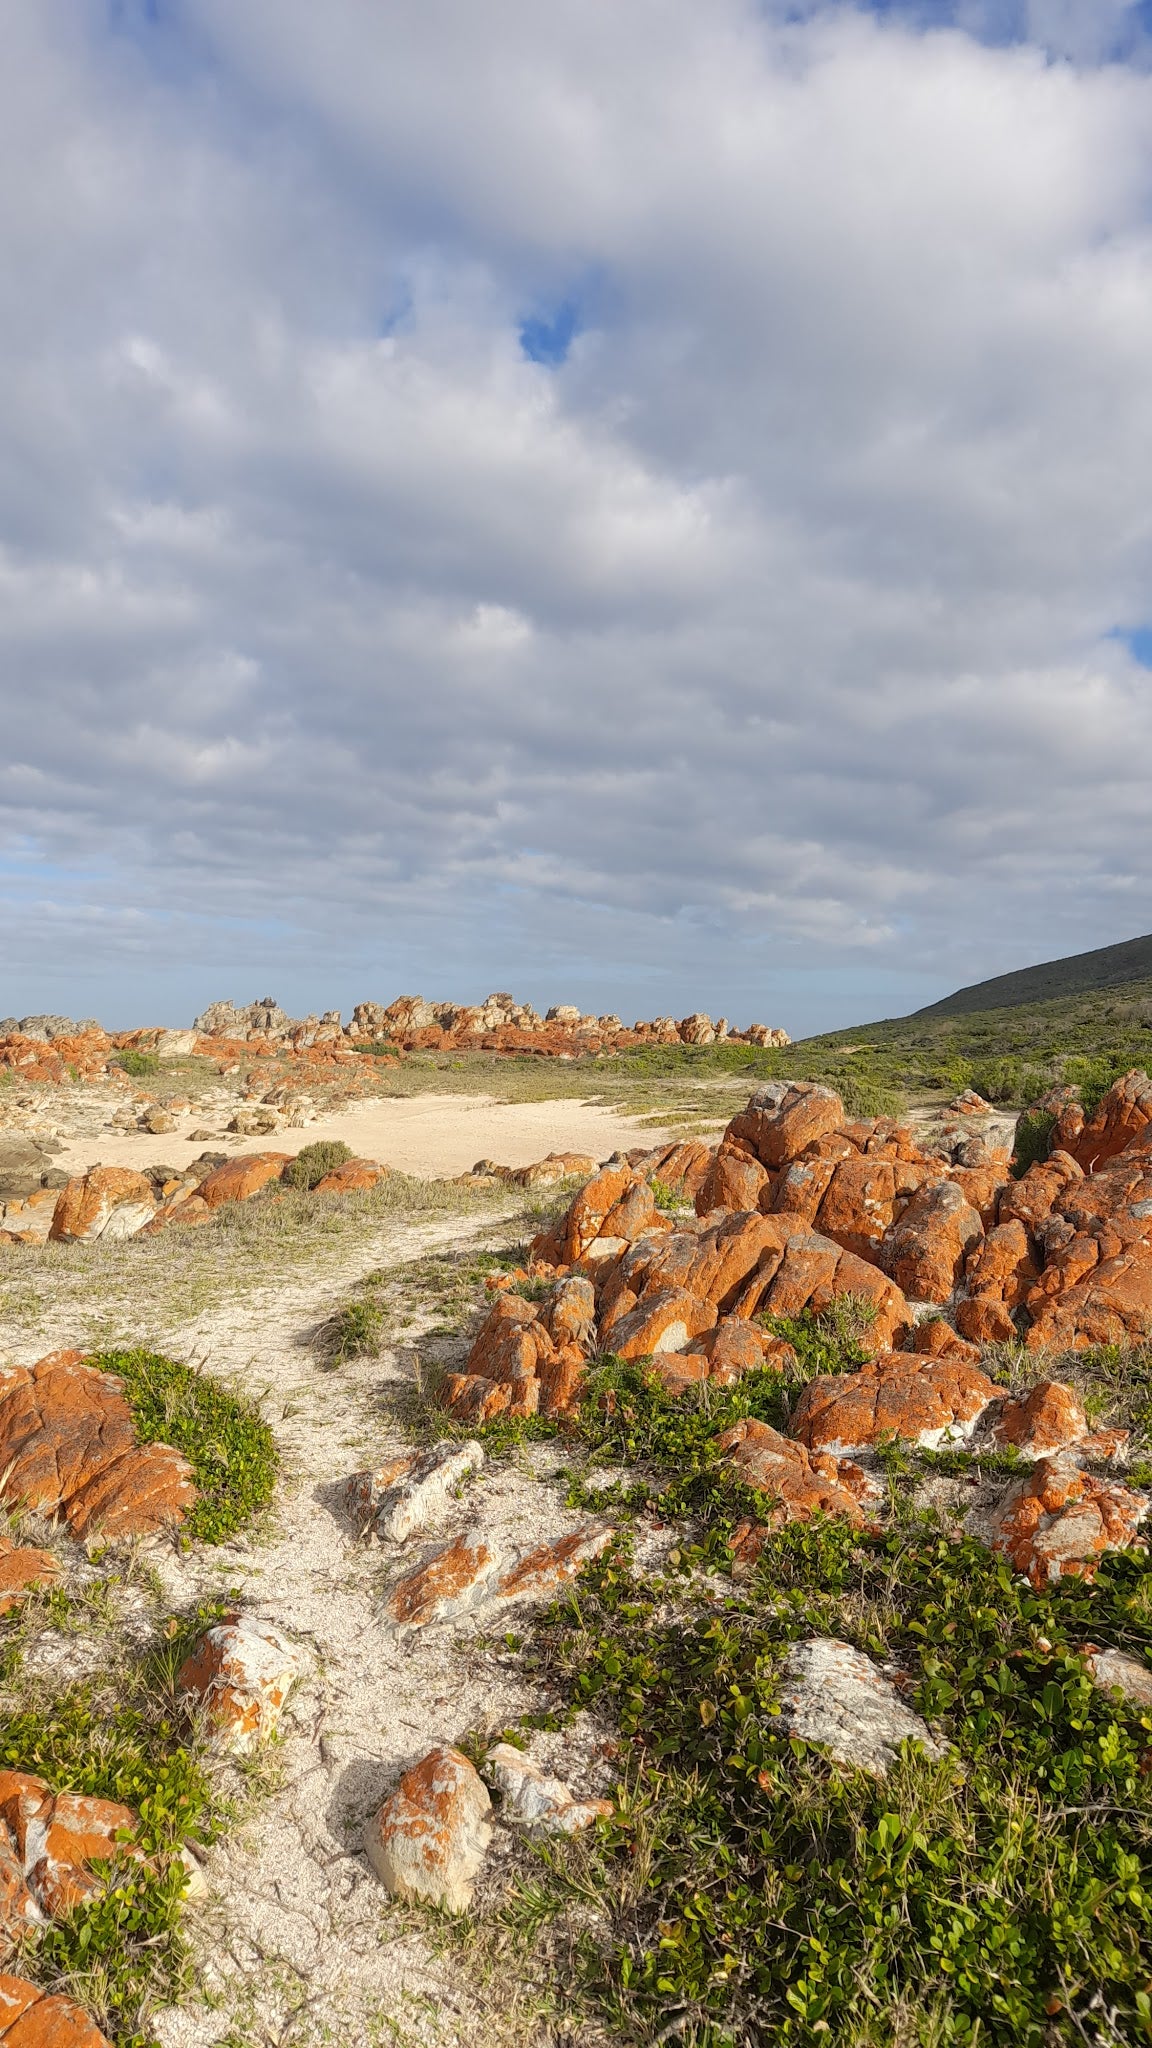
0, 1352, 195, 1540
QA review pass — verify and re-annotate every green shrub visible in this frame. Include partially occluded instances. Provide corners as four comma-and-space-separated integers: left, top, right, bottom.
114, 1050, 160, 1078
282, 1138, 355, 1189
1011, 1108, 1056, 1177
649, 1177, 684, 1212
93, 1348, 277, 1544
327, 1298, 385, 1361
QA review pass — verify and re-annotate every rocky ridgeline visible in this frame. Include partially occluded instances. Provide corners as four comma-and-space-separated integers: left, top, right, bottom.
436, 1070, 1152, 1588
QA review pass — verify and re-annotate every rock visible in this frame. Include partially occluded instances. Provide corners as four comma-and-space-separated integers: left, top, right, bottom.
491, 1524, 614, 1608
790, 1349, 1000, 1456
776, 1639, 946, 1776
153, 1028, 198, 1058
384, 1537, 500, 1630
0, 1352, 195, 1539
485, 1744, 612, 1835
637, 1138, 714, 1200
0, 1770, 140, 1928
561, 1164, 639, 1262
1024, 1240, 1152, 1351
544, 1275, 596, 1349
815, 1156, 898, 1260
226, 1106, 280, 1137
702, 1317, 772, 1383
727, 1082, 845, 1169
140, 1107, 177, 1135
989, 1380, 1090, 1458
364, 1747, 491, 1912
695, 1148, 770, 1215
49, 1167, 156, 1243
907, 1319, 982, 1364
438, 1374, 514, 1424
603, 1286, 718, 1359
0, 1540, 60, 1615
1084, 1645, 1152, 1709
985, 1455, 1148, 1586
195, 1152, 291, 1210
313, 1157, 389, 1193
715, 1418, 878, 1527
0, 1189, 58, 1245
1059, 1069, 1152, 1172
955, 1218, 1039, 1343
881, 1179, 983, 1304
176, 1615, 301, 1752
0, 1973, 111, 2045
346, 1440, 484, 1543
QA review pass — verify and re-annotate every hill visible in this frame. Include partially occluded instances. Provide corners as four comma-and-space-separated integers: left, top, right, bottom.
914, 931, 1152, 1017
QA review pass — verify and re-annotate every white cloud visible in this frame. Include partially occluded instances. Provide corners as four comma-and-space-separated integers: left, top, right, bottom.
0, 0, 1151, 1030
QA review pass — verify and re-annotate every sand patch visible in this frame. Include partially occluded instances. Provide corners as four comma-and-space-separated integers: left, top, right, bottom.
50, 1092, 671, 1182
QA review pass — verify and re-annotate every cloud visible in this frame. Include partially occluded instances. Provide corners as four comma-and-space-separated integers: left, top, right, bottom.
1, 0, 1152, 1030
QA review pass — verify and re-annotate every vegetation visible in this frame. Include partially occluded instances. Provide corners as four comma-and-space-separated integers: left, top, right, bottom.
281, 1138, 355, 1189
918, 929, 1152, 1017
94, 1347, 278, 1544
1, 1602, 229, 2047
483, 1315, 1152, 2048
113, 1050, 161, 1078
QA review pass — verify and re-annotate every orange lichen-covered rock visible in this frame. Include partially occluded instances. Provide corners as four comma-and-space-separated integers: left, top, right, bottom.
32, 1793, 140, 1918
695, 1149, 771, 1216
814, 1157, 897, 1260
561, 1165, 637, 1262
603, 1286, 717, 1360
986, 1454, 1147, 1586
791, 1349, 1000, 1456
1025, 1242, 1152, 1350
751, 1235, 910, 1351
0, 1541, 60, 1616
492, 1523, 614, 1606
640, 1138, 715, 1200
49, 1167, 156, 1244
597, 1182, 664, 1244
769, 1153, 842, 1226
463, 1293, 555, 1384
1058, 1070, 1152, 1172
196, 1152, 291, 1210
715, 1417, 878, 1527
727, 1083, 845, 1169
312, 1157, 389, 1193
364, 1748, 491, 1913
438, 1374, 513, 1424
955, 1218, 1038, 1344
990, 1380, 1090, 1458
177, 1615, 301, 1752
385, 1538, 498, 1631
945, 1163, 1011, 1231
543, 1275, 596, 1349
998, 1150, 1083, 1234
0, 1974, 111, 2045
882, 1179, 983, 1303
907, 1319, 982, 1364
0, 1352, 194, 1539
701, 1317, 770, 1384
536, 1351, 586, 1418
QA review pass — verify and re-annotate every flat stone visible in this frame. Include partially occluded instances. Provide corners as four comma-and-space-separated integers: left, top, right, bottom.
486, 1743, 612, 1836
346, 1440, 484, 1543
776, 1638, 946, 1777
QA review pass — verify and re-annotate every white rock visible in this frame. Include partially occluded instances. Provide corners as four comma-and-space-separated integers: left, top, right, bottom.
486, 1743, 612, 1836
777, 1638, 946, 1777
176, 1615, 302, 1755
364, 1746, 491, 1912
347, 1440, 483, 1543
1086, 1645, 1152, 1710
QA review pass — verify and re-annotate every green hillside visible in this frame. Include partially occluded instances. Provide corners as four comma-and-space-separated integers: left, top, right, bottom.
915, 931, 1152, 1017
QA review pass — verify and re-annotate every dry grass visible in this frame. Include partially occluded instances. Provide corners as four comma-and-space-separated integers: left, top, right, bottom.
0, 1172, 518, 1352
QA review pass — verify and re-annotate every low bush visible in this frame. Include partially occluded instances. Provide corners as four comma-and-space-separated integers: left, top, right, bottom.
326, 1297, 385, 1361
93, 1348, 278, 1544
1011, 1107, 1056, 1177
281, 1138, 355, 1189
113, 1050, 160, 1078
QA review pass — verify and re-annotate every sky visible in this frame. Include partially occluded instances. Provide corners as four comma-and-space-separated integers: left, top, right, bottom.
2, 0, 1152, 1036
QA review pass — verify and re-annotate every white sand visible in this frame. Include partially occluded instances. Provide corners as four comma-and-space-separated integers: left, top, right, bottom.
52, 1092, 670, 1180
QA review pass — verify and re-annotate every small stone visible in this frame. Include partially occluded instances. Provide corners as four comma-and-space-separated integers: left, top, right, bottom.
1084, 1645, 1152, 1709
346, 1440, 484, 1543
176, 1614, 301, 1753
486, 1743, 613, 1835
364, 1747, 491, 1912
777, 1638, 946, 1777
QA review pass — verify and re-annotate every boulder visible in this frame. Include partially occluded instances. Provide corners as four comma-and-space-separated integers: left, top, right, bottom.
0, 1540, 60, 1615
986, 1455, 1148, 1586
364, 1748, 491, 1912
1024, 1241, 1152, 1351
0, 1769, 140, 1927
1058, 1070, 1152, 1172
727, 1083, 845, 1169
776, 1639, 946, 1776
485, 1744, 612, 1836
695, 1148, 771, 1216
791, 1349, 1000, 1457
561, 1165, 638, 1262
955, 1218, 1038, 1344
989, 1381, 1090, 1458
881, 1179, 983, 1303
0, 1352, 195, 1539
346, 1441, 484, 1543
196, 1152, 291, 1210
49, 1167, 156, 1244
0, 1973, 111, 2045
177, 1615, 301, 1752
491, 1524, 614, 1608
544, 1275, 596, 1349
438, 1375, 513, 1424
313, 1157, 389, 1194
603, 1286, 717, 1359
715, 1418, 878, 1527
815, 1157, 898, 1260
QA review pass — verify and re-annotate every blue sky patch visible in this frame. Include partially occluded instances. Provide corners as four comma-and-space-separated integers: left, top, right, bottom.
519, 300, 581, 366
1114, 626, 1152, 667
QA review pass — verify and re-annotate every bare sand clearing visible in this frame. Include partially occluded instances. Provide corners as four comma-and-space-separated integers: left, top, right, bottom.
52, 1092, 671, 1180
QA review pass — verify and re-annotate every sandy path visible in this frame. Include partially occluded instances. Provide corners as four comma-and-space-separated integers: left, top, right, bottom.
52, 1092, 670, 1181
35, 1204, 604, 2048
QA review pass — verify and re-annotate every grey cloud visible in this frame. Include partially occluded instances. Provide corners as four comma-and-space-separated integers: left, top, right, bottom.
2, 0, 1152, 1032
